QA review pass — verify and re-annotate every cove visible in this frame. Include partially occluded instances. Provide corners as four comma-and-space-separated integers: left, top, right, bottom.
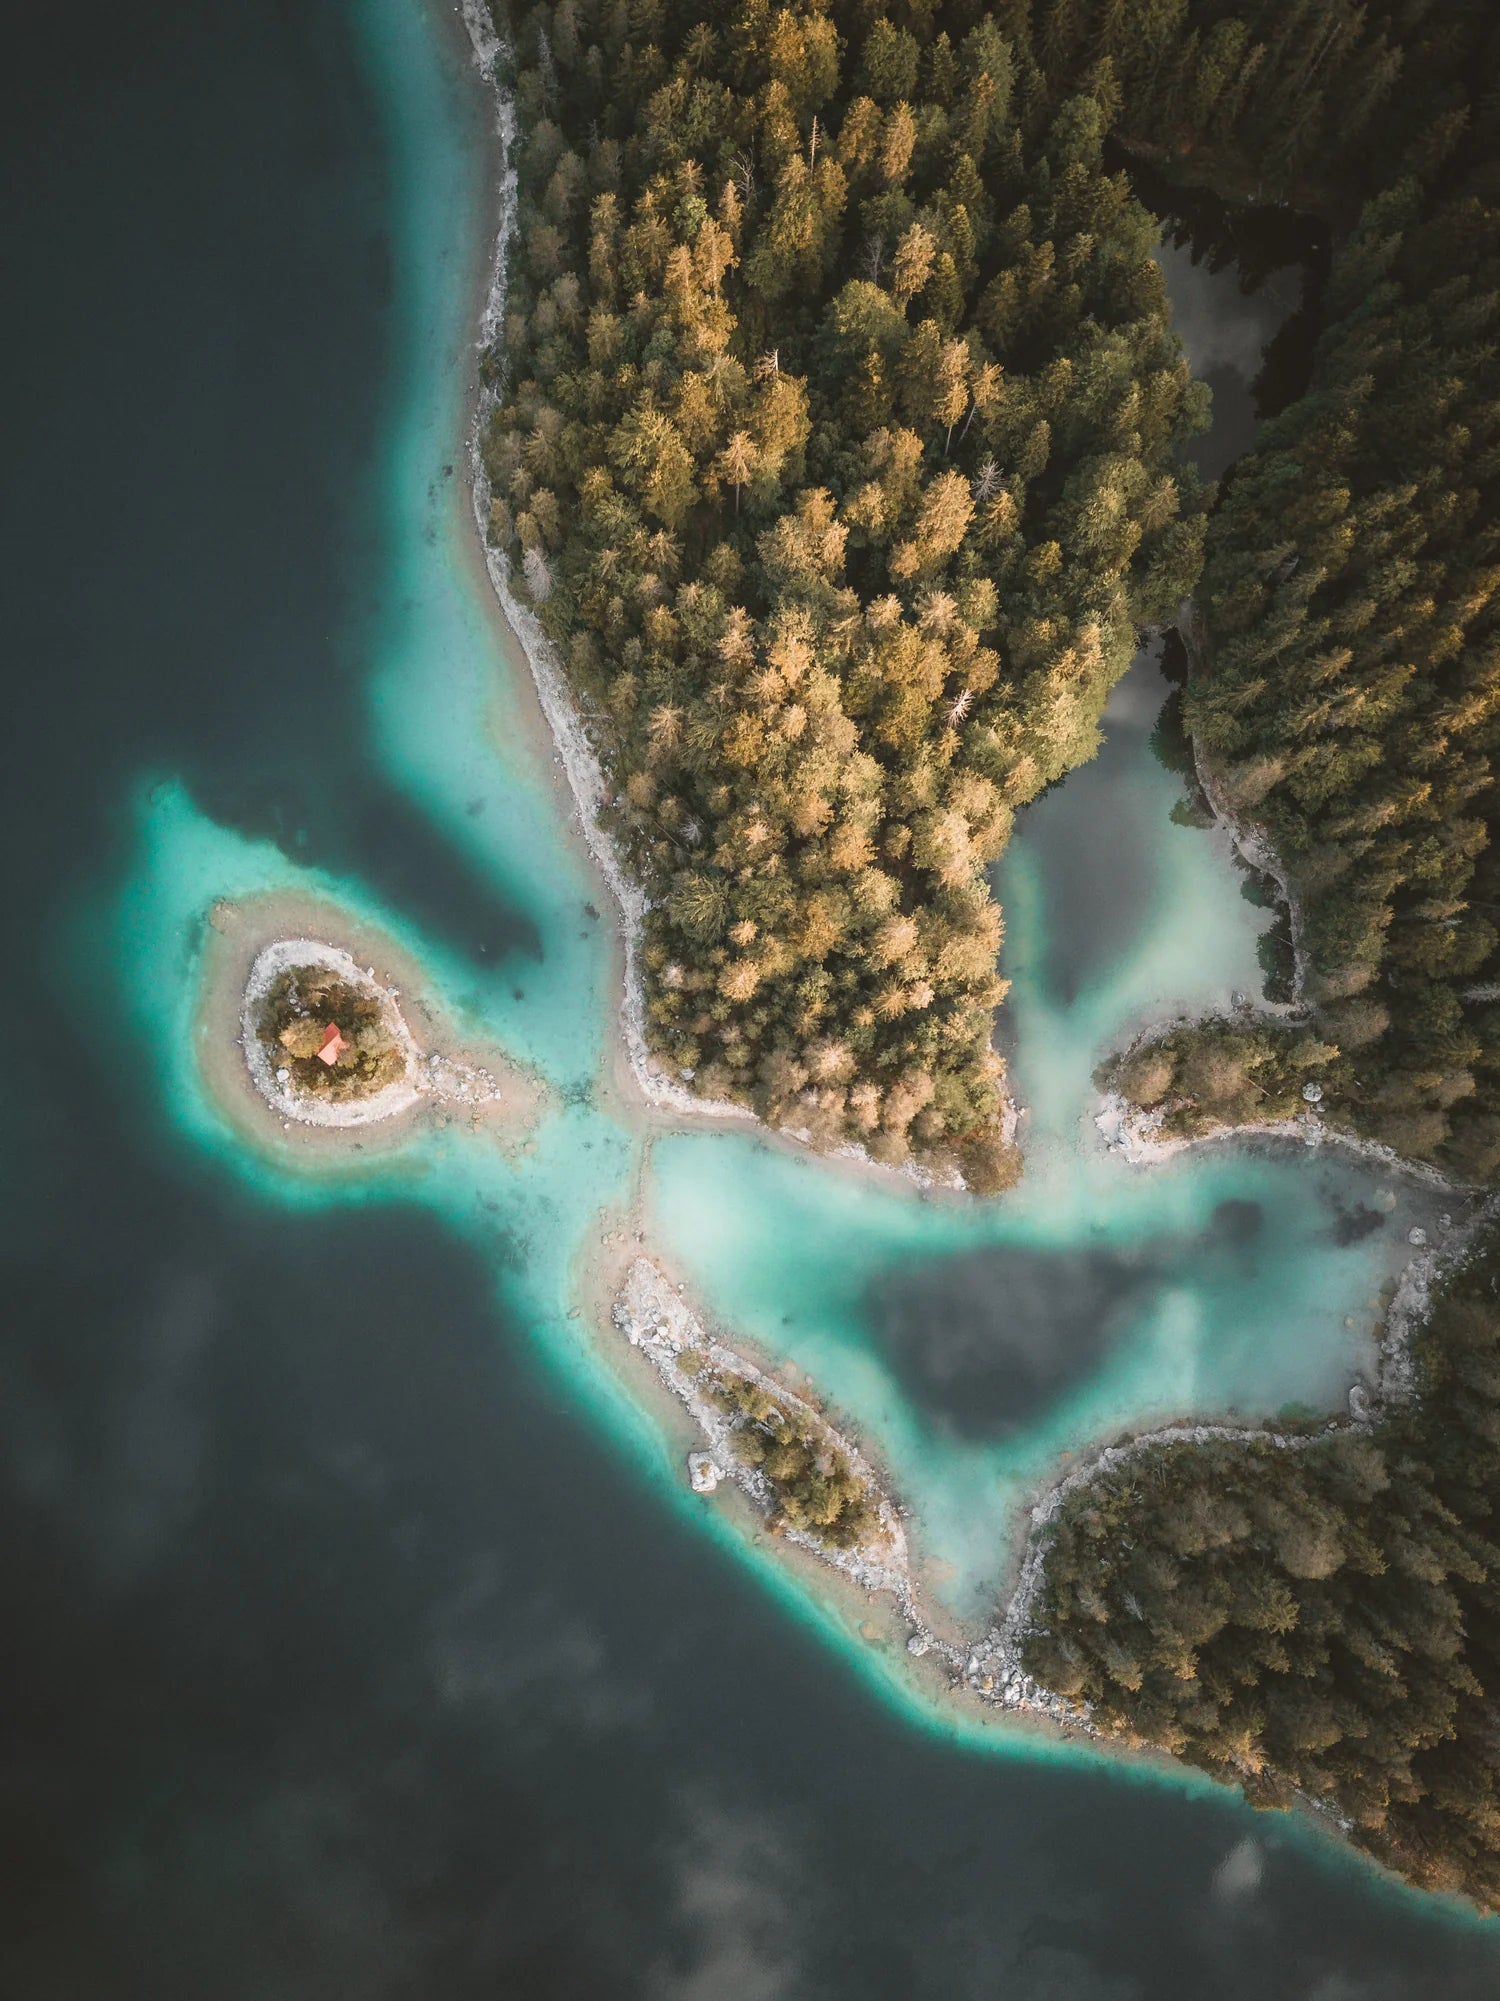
37, 0, 1497, 1974
645, 646, 1445, 1626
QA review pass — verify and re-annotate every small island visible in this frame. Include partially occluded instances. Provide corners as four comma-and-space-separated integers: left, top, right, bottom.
196, 891, 548, 1154
614, 1259, 911, 1594
246, 940, 420, 1125
608, 1258, 1083, 1721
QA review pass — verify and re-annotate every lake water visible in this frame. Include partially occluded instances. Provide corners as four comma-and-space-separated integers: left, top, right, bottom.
5, 0, 1500, 1991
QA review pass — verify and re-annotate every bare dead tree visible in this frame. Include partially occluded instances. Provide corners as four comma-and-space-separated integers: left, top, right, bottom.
972, 456, 1005, 502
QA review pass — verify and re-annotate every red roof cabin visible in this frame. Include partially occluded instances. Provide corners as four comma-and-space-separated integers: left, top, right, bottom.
315, 1022, 346, 1067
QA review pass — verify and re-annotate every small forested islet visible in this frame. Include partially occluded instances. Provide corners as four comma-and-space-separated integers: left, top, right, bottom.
257, 963, 406, 1102
680, 1348, 884, 1549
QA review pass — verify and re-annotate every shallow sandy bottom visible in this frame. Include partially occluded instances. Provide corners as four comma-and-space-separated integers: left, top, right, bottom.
197, 887, 550, 1163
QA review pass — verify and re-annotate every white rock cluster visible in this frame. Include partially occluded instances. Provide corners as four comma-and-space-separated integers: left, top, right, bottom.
687, 1452, 721, 1494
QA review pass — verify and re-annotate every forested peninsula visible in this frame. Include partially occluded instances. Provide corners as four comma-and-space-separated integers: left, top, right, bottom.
485, 0, 1500, 1188
482, 0, 1214, 1186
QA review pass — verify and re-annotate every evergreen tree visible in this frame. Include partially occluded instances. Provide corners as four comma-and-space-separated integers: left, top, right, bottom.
1023, 1232, 1500, 1911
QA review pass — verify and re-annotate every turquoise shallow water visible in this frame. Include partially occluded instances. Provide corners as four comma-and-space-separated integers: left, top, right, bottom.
103, 0, 1448, 1653
646, 646, 1446, 1622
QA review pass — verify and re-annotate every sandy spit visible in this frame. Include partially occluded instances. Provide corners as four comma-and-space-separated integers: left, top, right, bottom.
612, 1256, 1093, 1727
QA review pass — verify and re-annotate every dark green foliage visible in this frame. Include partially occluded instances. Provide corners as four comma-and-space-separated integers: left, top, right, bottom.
1186, 160, 1500, 1177
1028, 8, 1500, 1911
1022, 1233, 1500, 1910
1090, 0, 1496, 211
992, 0, 1500, 1181
1104, 1015, 1337, 1139
256, 966, 405, 1101
484, 0, 1206, 1174
704, 1364, 883, 1549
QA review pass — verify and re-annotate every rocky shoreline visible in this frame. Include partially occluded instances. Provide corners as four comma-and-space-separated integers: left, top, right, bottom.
988, 1191, 1498, 1722
242, 936, 515, 1130
611, 1258, 1084, 1727
1178, 598, 1312, 1002
1094, 1068, 1461, 1191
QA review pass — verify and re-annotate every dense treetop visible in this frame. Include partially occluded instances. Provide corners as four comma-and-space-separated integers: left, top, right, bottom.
482, 0, 1208, 1184
1022, 1231, 1500, 1910
1184, 174, 1500, 1177
478, 3, 1500, 1185
1013, 0, 1500, 1180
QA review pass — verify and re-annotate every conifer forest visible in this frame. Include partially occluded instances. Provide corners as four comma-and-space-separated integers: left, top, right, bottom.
484, 0, 1500, 1906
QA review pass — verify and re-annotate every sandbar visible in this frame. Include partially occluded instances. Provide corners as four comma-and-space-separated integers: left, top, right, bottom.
196, 888, 549, 1160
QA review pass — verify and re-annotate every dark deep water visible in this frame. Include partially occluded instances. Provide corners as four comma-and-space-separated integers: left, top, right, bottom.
3, 4, 1500, 1996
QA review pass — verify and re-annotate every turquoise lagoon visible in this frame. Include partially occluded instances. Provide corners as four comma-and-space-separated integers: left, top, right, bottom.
102, 0, 1456, 1727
